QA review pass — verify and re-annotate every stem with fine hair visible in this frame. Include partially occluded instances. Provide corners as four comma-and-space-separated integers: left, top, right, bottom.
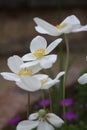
63, 34, 69, 123
41, 90, 46, 110
48, 88, 53, 112
27, 92, 30, 119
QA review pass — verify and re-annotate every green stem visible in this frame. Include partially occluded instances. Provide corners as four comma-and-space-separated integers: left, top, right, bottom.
63, 34, 69, 123
27, 92, 30, 119
58, 40, 64, 72
48, 89, 53, 112
42, 90, 46, 110
58, 41, 64, 101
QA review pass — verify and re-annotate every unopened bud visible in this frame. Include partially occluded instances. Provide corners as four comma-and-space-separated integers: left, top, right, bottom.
38, 109, 46, 117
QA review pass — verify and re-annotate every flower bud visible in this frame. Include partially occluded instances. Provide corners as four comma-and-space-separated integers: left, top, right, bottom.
38, 109, 46, 117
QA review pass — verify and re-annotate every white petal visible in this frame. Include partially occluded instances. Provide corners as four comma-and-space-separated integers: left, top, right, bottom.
58, 25, 73, 33
30, 36, 47, 52
16, 120, 39, 130
20, 60, 39, 68
16, 76, 41, 92
20, 61, 42, 74
72, 25, 87, 32
8, 55, 23, 74
0, 72, 20, 81
40, 60, 53, 69
55, 71, 65, 80
78, 73, 87, 84
59, 15, 81, 33
61, 15, 80, 26
33, 74, 48, 80
45, 55, 57, 63
41, 79, 58, 89
47, 113, 64, 127
22, 53, 36, 61
46, 38, 62, 54
35, 26, 49, 34
34, 17, 60, 36
37, 121, 54, 130
40, 55, 57, 69
29, 63, 42, 74
29, 112, 39, 120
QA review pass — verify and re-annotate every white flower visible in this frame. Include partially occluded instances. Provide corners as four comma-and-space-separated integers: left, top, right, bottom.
34, 15, 87, 36
0, 55, 42, 82
16, 71, 65, 91
22, 36, 62, 69
16, 109, 64, 130
78, 73, 87, 84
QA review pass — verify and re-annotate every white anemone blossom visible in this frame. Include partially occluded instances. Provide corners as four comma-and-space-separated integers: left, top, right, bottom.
78, 73, 87, 84
0, 55, 42, 82
34, 15, 87, 36
22, 36, 62, 69
17, 109, 64, 130
16, 71, 65, 92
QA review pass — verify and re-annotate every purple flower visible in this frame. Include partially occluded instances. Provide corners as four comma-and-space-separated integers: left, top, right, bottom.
62, 111, 77, 121
85, 103, 87, 108
8, 116, 21, 125
59, 98, 73, 107
38, 99, 50, 107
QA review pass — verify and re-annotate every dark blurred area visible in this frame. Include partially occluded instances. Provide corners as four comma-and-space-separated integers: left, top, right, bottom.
0, 0, 87, 9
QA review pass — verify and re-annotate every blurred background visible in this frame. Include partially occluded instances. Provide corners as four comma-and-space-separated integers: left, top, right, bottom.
0, 0, 87, 56
0, 0, 87, 129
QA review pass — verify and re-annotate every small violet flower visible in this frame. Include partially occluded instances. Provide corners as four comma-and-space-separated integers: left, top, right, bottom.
38, 99, 50, 107
62, 111, 77, 121
16, 109, 64, 130
85, 103, 87, 108
34, 15, 87, 36
22, 36, 62, 69
59, 98, 73, 107
78, 73, 87, 84
8, 116, 21, 125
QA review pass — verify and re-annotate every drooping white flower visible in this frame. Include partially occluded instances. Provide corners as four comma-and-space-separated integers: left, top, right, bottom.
16, 71, 65, 91
16, 109, 64, 130
78, 73, 87, 84
0, 55, 42, 82
22, 36, 62, 69
34, 15, 87, 36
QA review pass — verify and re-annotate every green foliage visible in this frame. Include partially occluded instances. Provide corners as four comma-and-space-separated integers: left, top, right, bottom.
55, 122, 87, 130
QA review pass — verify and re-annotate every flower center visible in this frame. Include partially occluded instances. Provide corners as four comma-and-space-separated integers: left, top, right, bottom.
33, 48, 45, 58
41, 79, 47, 85
38, 109, 46, 118
56, 23, 67, 29
18, 68, 32, 76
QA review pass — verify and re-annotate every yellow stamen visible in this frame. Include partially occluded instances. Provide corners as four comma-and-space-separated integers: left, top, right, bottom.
41, 79, 47, 85
56, 23, 67, 29
33, 48, 45, 58
18, 68, 32, 76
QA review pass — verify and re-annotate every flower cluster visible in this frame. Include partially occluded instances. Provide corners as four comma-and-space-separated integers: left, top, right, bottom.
0, 29, 64, 129
1, 36, 64, 92
0, 14, 87, 130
